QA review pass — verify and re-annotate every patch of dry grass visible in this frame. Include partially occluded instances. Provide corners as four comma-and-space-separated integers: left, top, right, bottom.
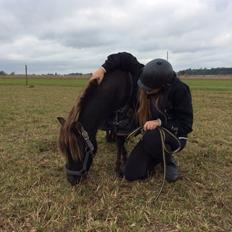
0, 80, 232, 231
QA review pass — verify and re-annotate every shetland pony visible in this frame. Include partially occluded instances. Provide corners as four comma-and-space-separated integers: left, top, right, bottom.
57, 70, 137, 185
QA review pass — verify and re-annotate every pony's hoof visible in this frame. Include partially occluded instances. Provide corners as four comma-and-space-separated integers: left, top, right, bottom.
115, 167, 124, 178
67, 174, 81, 185
116, 171, 124, 178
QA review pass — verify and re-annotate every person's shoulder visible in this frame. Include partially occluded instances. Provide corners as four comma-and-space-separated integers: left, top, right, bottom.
170, 77, 191, 100
174, 77, 191, 92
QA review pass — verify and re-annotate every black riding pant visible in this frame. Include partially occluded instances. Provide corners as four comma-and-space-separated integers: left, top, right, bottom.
124, 128, 187, 181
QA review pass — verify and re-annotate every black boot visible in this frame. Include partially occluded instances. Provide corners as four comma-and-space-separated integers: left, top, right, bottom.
165, 154, 179, 182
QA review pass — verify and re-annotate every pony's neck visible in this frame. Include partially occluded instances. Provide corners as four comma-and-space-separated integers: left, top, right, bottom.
76, 70, 131, 151
79, 113, 98, 140
79, 105, 110, 132
75, 80, 104, 148
78, 102, 110, 153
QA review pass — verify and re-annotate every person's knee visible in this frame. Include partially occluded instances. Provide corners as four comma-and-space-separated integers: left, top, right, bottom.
124, 140, 151, 181
143, 129, 160, 143
124, 169, 148, 181
124, 162, 139, 181
142, 128, 161, 152
124, 171, 137, 181
124, 162, 148, 181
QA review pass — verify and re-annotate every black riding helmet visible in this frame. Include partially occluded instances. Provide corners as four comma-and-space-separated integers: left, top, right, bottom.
138, 58, 175, 91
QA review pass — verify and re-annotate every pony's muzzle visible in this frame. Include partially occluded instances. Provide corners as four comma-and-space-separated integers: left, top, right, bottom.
66, 174, 81, 185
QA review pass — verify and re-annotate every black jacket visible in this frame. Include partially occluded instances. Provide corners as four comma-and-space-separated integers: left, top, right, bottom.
102, 52, 193, 138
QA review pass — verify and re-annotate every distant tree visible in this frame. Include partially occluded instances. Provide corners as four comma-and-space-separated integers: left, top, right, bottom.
178, 67, 232, 76
0, 70, 7, 75
10, 72, 15, 75
68, 72, 83, 76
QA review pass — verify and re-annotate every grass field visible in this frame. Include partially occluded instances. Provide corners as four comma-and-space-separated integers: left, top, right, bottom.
0, 77, 232, 231
0, 76, 89, 87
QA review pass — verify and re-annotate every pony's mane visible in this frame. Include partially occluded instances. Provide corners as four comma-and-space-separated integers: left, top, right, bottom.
75, 79, 98, 118
58, 79, 98, 161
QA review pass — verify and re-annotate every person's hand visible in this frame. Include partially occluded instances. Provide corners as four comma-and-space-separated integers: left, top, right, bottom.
90, 67, 106, 84
143, 119, 161, 131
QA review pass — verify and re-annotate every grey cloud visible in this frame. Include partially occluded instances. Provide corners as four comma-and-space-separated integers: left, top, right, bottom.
0, 0, 232, 73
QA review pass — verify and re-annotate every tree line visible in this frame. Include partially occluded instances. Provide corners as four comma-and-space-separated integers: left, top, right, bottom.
178, 68, 232, 75
1, 67, 232, 76
0, 71, 84, 76
0, 70, 15, 75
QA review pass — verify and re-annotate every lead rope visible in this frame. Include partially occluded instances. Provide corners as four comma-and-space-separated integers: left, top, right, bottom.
126, 126, 181, 202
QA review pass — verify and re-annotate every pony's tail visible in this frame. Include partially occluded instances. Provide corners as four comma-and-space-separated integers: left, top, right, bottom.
58, 79, 98, 161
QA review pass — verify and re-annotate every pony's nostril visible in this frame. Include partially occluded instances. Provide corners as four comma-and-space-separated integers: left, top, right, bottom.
67, 174, 81, 185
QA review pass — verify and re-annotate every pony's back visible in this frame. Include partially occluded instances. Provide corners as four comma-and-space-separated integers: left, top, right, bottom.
58, 70, 132, 161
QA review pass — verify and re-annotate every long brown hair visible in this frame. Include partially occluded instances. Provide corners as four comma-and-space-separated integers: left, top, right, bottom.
58, 80, 98, 161
136, 88, 162, 126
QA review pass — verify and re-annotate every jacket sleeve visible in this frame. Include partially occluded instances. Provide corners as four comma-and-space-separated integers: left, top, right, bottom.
102, 52, 144, 76
163, 84, 193, 137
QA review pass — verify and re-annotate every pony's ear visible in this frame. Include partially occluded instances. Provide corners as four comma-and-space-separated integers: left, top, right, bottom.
57, 117, 66, 126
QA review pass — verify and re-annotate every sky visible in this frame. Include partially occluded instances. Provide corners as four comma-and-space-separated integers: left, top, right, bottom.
0, 0, 232, 74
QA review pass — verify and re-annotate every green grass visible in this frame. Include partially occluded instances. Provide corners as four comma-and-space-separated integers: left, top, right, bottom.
0, 77, 232, 231
0, 76, 88, 87
183, 79, 232, 91
1, 75, 232, 91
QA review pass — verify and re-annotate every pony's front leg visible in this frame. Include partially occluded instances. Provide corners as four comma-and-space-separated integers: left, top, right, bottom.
121, 137, 128, 164
105, 129, 116, 143
115, 151, 122, 177
115, 136, 127, 178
